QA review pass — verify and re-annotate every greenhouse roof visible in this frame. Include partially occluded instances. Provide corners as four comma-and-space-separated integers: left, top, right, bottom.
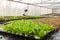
9, 0, 60, 8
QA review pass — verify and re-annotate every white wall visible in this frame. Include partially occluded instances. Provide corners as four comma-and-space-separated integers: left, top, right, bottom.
52, 8, 60, 14
25, 5, 52, 16
40, 7, 48, 15
0, 1, 27, 16
48, 8, 52, 14
40, 7, 52, 15
25, 5, 41, 16
0, 1, 52, 16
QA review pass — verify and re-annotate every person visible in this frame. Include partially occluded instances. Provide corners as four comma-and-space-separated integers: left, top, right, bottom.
23, 9, 28, 16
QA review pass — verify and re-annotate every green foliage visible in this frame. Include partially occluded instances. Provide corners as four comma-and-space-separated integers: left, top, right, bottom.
0, 16, 43, 21
2, 20, 53, 38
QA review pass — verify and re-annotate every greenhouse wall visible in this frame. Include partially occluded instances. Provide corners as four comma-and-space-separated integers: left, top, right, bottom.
52, 8, 60, 14
25, 5, 41, 16
25, 6, 52, 16
40, 7, 52, 15
0, 1, 27, 16
48, 8, 52, 14
0, 1, 52, 16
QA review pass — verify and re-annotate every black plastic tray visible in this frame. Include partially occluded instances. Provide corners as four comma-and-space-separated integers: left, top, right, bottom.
0, 28, 59, 40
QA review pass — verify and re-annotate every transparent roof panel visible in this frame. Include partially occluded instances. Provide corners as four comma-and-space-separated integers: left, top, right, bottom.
20, 0, 60, 3
37, 4, 60, 8
11, 0, 60, 8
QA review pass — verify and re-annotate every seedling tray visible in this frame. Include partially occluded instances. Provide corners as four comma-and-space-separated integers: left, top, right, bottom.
0, 28, 59, 40
0, 17, 47, 22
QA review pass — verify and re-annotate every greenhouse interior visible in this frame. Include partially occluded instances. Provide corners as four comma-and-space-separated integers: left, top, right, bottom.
0, 0, 60, 40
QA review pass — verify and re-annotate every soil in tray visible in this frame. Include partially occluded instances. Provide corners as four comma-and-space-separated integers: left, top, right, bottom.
32, 17, 60, 29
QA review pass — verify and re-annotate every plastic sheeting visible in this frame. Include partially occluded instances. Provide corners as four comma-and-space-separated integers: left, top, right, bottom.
0, 1, 27, 16
25, 5, 52, 16
0, 0, 52, 16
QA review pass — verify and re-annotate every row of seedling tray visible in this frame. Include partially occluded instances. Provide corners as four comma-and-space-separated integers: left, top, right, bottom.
0, 20, 59, 40
0, 16, 44, 22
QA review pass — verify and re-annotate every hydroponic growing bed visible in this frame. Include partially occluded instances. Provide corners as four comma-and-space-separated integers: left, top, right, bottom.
0, 20, 54, 40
